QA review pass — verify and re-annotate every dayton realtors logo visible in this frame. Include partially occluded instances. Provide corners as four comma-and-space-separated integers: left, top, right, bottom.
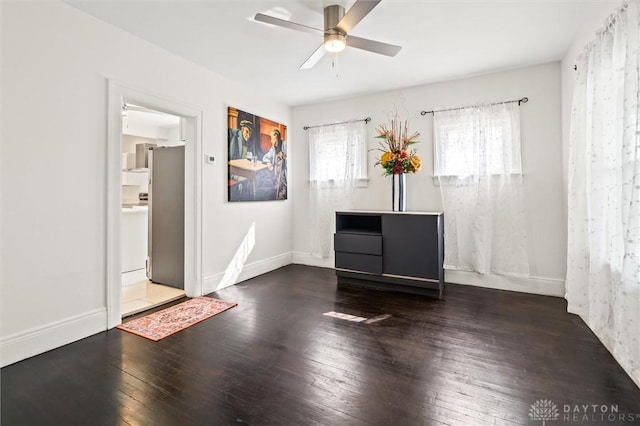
562, 403, 638, 423
529, 399, 559, 425
529, 399, 640, 423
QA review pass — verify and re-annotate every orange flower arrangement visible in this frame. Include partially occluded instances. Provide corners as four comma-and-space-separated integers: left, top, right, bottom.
374, 118, 421, 175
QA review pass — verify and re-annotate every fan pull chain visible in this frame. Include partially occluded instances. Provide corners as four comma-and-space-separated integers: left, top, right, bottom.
331, 53, 339, 78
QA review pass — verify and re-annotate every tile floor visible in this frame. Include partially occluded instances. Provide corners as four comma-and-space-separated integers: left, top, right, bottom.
121, 270, 185, 317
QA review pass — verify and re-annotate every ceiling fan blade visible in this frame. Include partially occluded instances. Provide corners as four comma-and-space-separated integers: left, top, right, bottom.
336, 0, 381, 33
347, 35, 401, 57
254, 13, 322, 35
300, 45, 326, 69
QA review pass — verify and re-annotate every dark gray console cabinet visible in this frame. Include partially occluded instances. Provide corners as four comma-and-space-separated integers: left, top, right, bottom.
334, 211, 444, 298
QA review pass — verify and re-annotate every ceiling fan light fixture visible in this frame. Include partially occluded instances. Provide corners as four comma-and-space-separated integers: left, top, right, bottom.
324, 32, 346, 53
254, 0, 401, 70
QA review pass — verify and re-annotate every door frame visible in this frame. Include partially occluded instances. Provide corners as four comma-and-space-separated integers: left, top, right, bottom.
106, 80, 203, 328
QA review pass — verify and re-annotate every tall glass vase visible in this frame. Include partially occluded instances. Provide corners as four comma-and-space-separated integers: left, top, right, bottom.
391, 173, 406, 212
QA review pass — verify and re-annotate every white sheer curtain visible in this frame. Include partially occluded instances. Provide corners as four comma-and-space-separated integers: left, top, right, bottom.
308, 121, 367, 258
567, 0, 640, 385
434, 103, 529, 276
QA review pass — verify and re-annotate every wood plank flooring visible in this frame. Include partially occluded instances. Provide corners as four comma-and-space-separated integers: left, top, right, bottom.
2, 264, 639, 425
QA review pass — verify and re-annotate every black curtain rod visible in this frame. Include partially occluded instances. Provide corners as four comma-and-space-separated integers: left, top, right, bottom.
303, 117, 371, 130
420, 97, 529, 116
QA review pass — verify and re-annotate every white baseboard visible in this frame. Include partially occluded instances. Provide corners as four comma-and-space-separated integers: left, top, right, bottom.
122, 269, 147, 286
292, 253, 564, 297
0, 308, 107, 368
445, 270, 565, 297
203, 252, 293, 294
292, 251, 334, 269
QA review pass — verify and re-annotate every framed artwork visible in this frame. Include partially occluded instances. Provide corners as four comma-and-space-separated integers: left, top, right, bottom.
228, 107, 287, 202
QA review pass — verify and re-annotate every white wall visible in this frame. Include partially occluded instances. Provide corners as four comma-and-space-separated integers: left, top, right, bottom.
1, 1, 292, 366
292, 62, 565, 296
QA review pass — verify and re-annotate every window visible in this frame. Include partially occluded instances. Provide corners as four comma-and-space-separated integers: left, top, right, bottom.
307, 120, 368, 258
309, 121, 367, 183
434, 106, 522, 178
433, 103, 529, 276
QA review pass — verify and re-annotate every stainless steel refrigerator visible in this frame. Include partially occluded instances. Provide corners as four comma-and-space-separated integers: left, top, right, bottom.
147, 145, 184, 289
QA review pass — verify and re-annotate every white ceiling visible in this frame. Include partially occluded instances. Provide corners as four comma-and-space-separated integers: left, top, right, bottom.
67, 0, 612, 106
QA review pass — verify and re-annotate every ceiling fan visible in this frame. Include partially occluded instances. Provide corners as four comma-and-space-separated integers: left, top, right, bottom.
254, 0, 401, 69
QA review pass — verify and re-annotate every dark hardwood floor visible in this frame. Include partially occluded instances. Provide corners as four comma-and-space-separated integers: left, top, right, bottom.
2, 264, 639, 425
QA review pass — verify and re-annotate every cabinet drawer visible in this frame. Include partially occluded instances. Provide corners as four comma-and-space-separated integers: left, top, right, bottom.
335, 252, 383, 274
334, 233, 382, 255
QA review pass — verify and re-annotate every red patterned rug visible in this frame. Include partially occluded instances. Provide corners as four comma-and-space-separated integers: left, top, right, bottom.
117, 297, 237, 341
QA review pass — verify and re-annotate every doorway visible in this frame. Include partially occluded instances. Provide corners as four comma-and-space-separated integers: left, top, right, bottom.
120, 104, 186, 317
107, 81, 203, 328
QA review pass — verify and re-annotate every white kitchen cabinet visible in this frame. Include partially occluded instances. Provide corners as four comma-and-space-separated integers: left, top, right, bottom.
121, 152, 135, 170
121, 170, 149, 187
121, 206, 148, 273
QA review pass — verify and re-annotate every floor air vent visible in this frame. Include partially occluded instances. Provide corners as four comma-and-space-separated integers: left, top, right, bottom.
323, 311, 391, 324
